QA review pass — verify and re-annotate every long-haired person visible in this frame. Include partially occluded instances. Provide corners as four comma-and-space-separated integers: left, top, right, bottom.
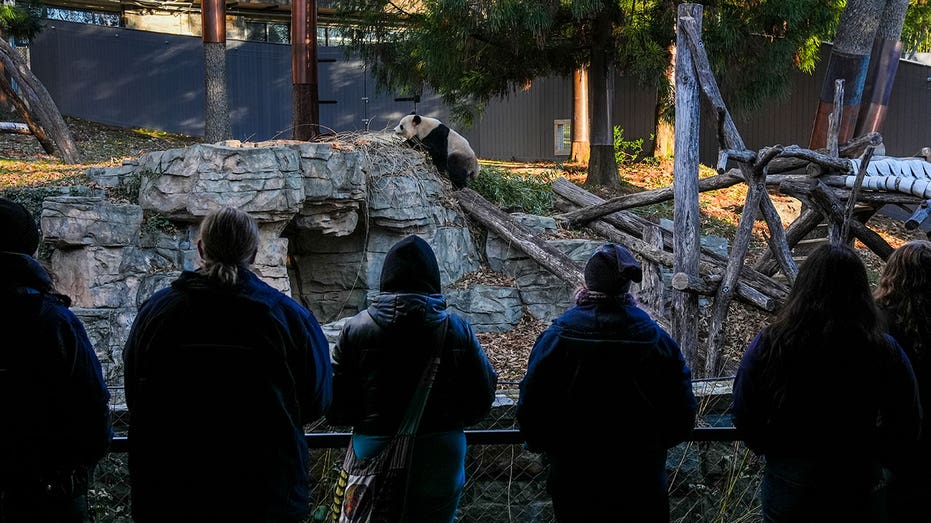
733, 244, 921, 522
875, 240, 931, 522
123, 207, 332, 523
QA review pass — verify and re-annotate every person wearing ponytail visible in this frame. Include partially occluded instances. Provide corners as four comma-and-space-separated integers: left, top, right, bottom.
123, 207, 332, 523
516, 243, 697, 523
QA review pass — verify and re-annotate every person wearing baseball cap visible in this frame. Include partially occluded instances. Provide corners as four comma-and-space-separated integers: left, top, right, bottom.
0, 198, 111, 522
517, 243, 697, 522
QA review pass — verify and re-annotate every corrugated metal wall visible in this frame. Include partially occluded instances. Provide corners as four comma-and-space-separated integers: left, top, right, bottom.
32, 22, 205, 135
29, 21, 449, 141
29, 21, 931, 164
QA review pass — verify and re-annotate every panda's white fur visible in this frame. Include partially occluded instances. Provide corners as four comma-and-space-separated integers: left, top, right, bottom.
394, 114, 479, 188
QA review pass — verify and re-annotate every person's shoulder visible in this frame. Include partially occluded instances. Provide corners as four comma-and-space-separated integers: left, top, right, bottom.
137, 284, 185, 316
33, 292, 78, 325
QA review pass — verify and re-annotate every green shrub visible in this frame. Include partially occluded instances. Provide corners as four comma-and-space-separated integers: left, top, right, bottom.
614, 126, 651, 165
469, 166, 556, 215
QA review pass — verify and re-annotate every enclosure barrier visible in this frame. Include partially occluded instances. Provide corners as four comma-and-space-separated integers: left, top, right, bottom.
90, 424, 762, 522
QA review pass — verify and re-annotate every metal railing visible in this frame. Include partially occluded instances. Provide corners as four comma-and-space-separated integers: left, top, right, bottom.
91, 427, 761, 523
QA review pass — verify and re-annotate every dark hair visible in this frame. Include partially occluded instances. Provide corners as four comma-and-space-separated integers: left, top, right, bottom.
759, 245, 886, 400
198, 207, 259, 286
875, 240, 931, 357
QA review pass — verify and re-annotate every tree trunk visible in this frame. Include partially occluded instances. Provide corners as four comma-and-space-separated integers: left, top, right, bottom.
570, 68, 590, 164
202, 0, 230, 143
810, 0, 884, 149
653, 43, 676, 158
292, 0, 320, 141
0, 39, 80, 163
584, 14, 619, 188
854, 0, 909, 137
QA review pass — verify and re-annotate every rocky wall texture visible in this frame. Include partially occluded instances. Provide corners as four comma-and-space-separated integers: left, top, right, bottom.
35, 140, 614, 396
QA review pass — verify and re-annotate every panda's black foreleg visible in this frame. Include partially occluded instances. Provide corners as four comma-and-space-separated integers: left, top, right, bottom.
446, 155, 472, 189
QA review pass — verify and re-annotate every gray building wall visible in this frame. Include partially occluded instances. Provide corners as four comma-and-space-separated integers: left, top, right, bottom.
30, 21, 931, 164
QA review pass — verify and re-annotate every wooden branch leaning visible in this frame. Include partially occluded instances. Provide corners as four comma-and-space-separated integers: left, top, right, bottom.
754, 207, 823, 275
552, 178, 785, 312
839, 145, 876, 243
455, 189, 584, 289
779, 181, 894, 260
767, 132, 882, 174
779, 146, 853, 175
0, 39, 81, 163
826, 79, 844, 158
683, 15, 794, 375
556, 170, 744, 225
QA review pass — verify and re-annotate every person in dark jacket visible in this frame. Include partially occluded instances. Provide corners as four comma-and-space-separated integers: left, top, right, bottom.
733, 244, 921, 523
874, 239, 931, 522
517, 243, 697, 523
0, 198, 112, 523
123, 207, 332, 523
328, 234, 497, 523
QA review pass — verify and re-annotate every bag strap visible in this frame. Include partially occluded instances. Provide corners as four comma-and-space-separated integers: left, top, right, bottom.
397, 317, 449, 437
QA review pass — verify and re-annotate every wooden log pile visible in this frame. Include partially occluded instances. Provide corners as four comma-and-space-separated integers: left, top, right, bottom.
456, 3, 928, 380
548, 4, 926, 377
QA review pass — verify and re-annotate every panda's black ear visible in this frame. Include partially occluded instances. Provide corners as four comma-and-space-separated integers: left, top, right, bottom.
412, 114, 421, 125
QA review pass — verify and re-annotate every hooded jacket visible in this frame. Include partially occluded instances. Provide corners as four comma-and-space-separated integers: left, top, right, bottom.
0, 252, 111, 485
328, 292, 497, 434
517, 298, 697, 455
123, 268, 332, 522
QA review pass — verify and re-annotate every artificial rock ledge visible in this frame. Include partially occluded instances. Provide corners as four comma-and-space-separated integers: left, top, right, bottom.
38, 140, 604, 393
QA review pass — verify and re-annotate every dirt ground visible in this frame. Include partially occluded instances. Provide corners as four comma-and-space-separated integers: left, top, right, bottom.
1, 118, 927, 382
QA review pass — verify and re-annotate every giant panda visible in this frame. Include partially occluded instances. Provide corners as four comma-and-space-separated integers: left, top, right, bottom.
394, 113, 479, 189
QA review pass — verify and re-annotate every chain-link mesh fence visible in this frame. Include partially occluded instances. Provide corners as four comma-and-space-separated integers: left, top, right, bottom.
89, 385, 762, 523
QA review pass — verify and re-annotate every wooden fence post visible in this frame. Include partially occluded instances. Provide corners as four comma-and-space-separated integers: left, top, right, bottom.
672, 2, 703, 373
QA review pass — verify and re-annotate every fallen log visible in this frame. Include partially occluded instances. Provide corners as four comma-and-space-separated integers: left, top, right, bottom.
672, 271, 775, 312
456, 188, 670, 326
455, 188, 584, 289
556, 169, 744, 226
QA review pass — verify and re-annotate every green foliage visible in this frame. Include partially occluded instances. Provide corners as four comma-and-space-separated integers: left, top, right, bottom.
335, 0, 840, 125
470, 166, 555, 215
701, 0, 842, 117
903, 0, 931, 53
613, 127, 647, 165
0, 1, 45, 42
334, 0, 673, 125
